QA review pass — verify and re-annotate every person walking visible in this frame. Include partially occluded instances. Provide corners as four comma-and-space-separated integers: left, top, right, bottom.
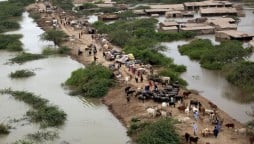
192, 122, 198, 136
213, 126, 219, 138
135, 76, 138, 83
194, 110, 199, 121
140, 75, 143, 83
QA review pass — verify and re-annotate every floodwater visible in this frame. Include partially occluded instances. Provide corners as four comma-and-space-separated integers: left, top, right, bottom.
162, 8, 254, 123
0, 12, 130, 143
85, 7, 254, 123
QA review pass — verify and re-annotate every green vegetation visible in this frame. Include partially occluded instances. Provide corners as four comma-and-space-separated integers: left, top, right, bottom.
118, 10, 137, 20
0, 20, 20, 33
42, 46, 70, 55
0, 0, 35, 53
0, 89, 66, 127
27, 131, 58, 142
51, 0, 74, 11
179, 39, 252, 70
13, 140, 33, 144
225, 61, 254, 92
0, 0, 35, 32
0, 123, 10, 134
0, 34, 23, 51
93, 18, 194, 85
10, 69, 35, 78
81, 3, 98, 9
114, 0, 197, 4
179, 39, 254, 93
134, 6, 150, 9
128, 118, 180, 144
9, 52, 46, 64
65, 64, 114, 98
29, 12, 41, 21
41, 29, 67, 46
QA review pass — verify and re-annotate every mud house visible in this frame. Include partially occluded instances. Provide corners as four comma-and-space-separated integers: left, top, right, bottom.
144, 4, 184, 15
132, 10, 146, 15
180, 23, 215, 35
184, 0, 233, 11
160, 26, 178, 33
149, 4, 185, 11
215, 30, 254, 41
200, 7, 237, 16
165, 11, 194, 18
207, 17, 237, 31
159, 21, 179, 32
98, 14, 118, 21
144, 8, 169, 15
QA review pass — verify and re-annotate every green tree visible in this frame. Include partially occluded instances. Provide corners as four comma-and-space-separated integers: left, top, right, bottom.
136, 119, 180, 144
41, 30, 67, 46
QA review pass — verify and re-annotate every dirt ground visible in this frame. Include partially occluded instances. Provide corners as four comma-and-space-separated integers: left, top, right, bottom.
27, 2, 250, 144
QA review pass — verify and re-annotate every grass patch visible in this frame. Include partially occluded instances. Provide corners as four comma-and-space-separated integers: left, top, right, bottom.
9, 52, 46, 64
0, 34, 23, 51
42, 46, 70, 55
0, 89, 67, 127
128, 118, 180, 144
27, 130, 58, 142
13, 140, 33, 144
51, 0, 73, 11
65, 64, 114, 98
41, 29, 67, 46
0, 123, 10, 134
10, 69, 35, 78
29, 12, 40, 21
179, 39, 252, 70
225, 61, 254, 92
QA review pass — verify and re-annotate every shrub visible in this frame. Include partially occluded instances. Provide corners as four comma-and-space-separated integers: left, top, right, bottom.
13, 140, 33, 144
81, 3, 98, 9
0, 89, 66, 127
0, 20, 20, 32
226, 61, 254, 91
0, 123, 10, 134
27, 106, 66, 127
128, 118, 180, 144
41, 29, 67, 46
27, 130, 58, 142
0, 34, 23, 51
65, 64, 114, 98
29, 12, 40, 20
10, 69, 35, 78
179, 39, 252, 70
51, 0, 73, 11
9, 52, 46, 64
42, 46, 70, 55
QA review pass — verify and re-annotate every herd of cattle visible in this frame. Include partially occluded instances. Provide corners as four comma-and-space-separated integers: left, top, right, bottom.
124, 80, 253, 144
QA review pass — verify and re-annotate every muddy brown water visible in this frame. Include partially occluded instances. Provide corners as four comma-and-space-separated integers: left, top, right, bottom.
87, 8, 254, 123
0, 12, 130, 144
161, 8, 254, 123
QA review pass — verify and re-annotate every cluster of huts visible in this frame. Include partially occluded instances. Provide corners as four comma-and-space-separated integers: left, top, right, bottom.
78, 0, 254, 41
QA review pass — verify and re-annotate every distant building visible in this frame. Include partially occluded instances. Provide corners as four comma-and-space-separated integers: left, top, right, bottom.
184, 0, 233, 11
200, 7, 237, 17
215, 30, 254, 41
